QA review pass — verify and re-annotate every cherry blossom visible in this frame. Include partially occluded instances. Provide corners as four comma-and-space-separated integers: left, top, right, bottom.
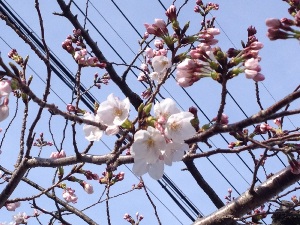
164, 142, 188, 166
131, 126, 166, 164
165, 112, 195, 143
5, 201, 20, 211
176, 58, 211, 87
151, 55, 171, 74
97, 93, 130, 127
154, 98, 180, 124
13, 212, 28, 224
63, 187, 78, 203
132, 157, 164, 180
83, 112, 103, 141
50, 150, 66, 159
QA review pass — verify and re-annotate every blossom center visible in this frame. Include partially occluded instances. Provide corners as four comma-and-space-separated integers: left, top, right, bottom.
146, 138, 155, 149
114, 108, 123, 117
170, 121, 181, 131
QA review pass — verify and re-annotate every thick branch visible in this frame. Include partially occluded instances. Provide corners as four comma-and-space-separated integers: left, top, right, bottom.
192, 165, 300, 225
26, 154, 133, 168
186, 90, 300, 144
0, 159, 28, 208
184, 160, 225, 209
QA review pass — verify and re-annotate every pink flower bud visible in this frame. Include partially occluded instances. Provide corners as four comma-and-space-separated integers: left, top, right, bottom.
82, 181, 94, 194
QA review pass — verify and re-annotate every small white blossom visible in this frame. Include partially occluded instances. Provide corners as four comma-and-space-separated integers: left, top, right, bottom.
154, 98, 180, 124
164, 142, 188, 166
13, 212, 27, 224
131, 126, 166, 164
98, 93, 130, 126
165, 112, 195, 143
132, 157, 164, 180
152, 56, 171, 73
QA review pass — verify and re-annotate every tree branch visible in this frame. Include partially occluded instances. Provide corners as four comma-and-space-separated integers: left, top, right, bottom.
192, 164, 300, 225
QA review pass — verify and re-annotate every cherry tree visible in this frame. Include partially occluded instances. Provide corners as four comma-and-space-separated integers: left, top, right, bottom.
0, 0, 300, 224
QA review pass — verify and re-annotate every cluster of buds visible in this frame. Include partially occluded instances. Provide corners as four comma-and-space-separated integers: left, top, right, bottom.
62, 29, 85, 53
62, 29, 106, 68
94, 72, 110, 89
13, 212, 29, 224
62, 187, 78, 204
226, 26, 265, 81
99, 171, 125, 186
175, 27, 221, 87
144, 39, 168, 60
212, 113, 229, 125
123, 212, 144, 225
50, 150, 66, 159
194, 1, 219, 15
224, 188, 234, 204
266, 0, 300, 41
8, 49, 23, 65
33, 132, 53, 147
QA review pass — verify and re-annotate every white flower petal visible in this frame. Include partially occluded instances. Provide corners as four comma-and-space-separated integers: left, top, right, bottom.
98, 94, 130, 126
105, 125, 120, 135
132, 158, 149, 177
83, 113, 103, 141
165, 112, 195, 143
152, 56, 171, 73
148, 159, 164, 180
131, 127, 166, 164
154, 98, 180, 122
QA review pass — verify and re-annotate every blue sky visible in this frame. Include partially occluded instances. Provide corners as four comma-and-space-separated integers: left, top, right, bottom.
0, 0, 299, 224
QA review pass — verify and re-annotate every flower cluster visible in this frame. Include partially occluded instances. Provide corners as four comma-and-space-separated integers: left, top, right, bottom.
8, 49, 23, 65
33, 132, 53, 147
144, 19, 169, 38
50, 150, 66, 159
266, 0, 300, 41
62, 187, 78, 203
99, 171, 125, 185
194, 1, 219, 15
62, 29, 106, 68
176, 28, 220, 87
123, 212, 144, 225
13, 212, 28, 224
131, 98, 195, 180
83, 93, 130, 141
